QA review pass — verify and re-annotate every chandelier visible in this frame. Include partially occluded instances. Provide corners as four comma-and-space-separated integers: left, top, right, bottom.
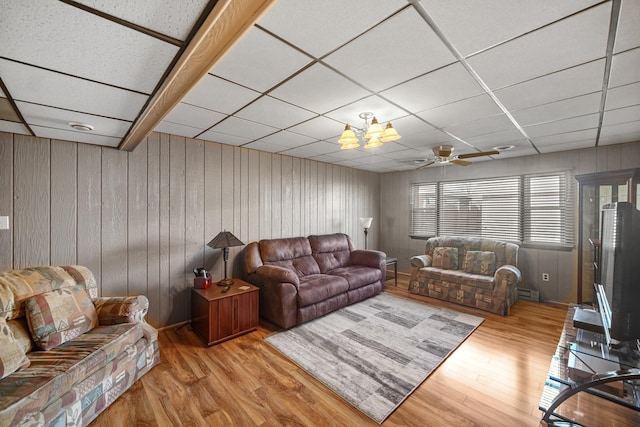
338, 112, 401, 150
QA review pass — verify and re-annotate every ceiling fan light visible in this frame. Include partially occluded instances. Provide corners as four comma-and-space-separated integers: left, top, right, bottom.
380, 122, 401, 142
364, 117, 383, 140
363, 136, 382, 149
338, 124, 359, 145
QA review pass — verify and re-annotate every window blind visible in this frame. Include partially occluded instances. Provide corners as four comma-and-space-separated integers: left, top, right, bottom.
409, 182, 437, 237
524, 171, 574, 247
438, 177, 521, 241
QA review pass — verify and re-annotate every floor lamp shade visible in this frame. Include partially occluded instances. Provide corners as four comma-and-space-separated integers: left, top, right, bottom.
360, 217, 373, 249
207, 231, 244, 286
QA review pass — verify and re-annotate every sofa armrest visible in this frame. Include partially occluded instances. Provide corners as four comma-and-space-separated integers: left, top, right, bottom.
350, 249, 386, 282
410, 255, 431, 268
493, 265, 522, 298
255, 265, 300, 287
93, 295, 149, 325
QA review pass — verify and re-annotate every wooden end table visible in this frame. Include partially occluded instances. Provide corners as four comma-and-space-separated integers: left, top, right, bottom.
191, 278, 259, 346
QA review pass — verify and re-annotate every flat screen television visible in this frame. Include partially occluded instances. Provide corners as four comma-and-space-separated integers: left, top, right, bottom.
597, 202, 640, 346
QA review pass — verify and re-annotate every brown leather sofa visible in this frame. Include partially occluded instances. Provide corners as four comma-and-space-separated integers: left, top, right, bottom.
243, 233, 386, 329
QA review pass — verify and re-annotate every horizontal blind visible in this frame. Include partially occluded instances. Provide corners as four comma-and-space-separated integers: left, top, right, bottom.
439, 177, 521, 241
524, 171, 574, 247
410, 182, 437, 237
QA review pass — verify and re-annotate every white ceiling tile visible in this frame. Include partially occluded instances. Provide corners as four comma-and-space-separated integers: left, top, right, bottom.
511, 92, 602, 126
417, 95, 503, 128
419, 0, 602, 56
211, 27, 312, 92
603, 105, 640, 127
163, 103, 226, 130
608, 48, 640, 88
381, 63, 484, 112
495, 59, 605, 111
443, 114, 516, 139
281, 141, 341, 157
324, 8, 456, 92
30, 125, 121, 147
386, 115, 438, 137
155, 121, 202, 139
198, 130, 252, 146
252, 131, 317, 149
258, 0, 406, 58
0, 59, 147, 121
524, 113, 599, 138
537, 139, 596, 152
235, 96, 316, 129
288, 116, 343, 140
74, 0, 210, 41
605, 82, 640, 110
600, 121, 640, 138
614, 0, 640, 53
325, 96, 408, 125
488, 146, 538, 159
598, 131, 640, 146
531, 129, 597, 146
396, 132, 453, 150
182, 74, 260, 115
209, 116, 278, 141
309, 153, 345, 163
242, 140, 289, 153
465, 129, 529, 148
0, 119, 29, 135
270, 63, 371, 114
0, 0, 179, 93
16, 101, 131, 138
467, 3, 611, 89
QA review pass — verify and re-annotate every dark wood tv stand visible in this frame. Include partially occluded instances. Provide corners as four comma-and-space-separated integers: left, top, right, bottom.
539, 306, 640, 425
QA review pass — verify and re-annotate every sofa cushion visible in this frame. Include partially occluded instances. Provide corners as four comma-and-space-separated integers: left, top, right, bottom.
297, 274, 349, 307
309, 233, 353, 273
464, 251, 497, 275
432, 247, 459, 270
0, 318, 30, 380
260, 237, 321, 276
328, 266, 382, 290
25, 285, 98, 351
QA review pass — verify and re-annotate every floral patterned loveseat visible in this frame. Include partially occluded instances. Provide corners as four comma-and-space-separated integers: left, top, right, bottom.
409, 236, 521, 315
0, 265, 159, 426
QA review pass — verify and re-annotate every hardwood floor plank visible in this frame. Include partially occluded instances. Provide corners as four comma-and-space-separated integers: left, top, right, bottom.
90, 278, 583, 426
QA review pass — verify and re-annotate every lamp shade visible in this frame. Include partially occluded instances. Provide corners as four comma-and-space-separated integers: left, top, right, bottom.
363, 137, 382, 149
341, 140, 360, 150
207, 231, 244, 249
380, 122, 401, 142
360, 217, 373, 228
338, 124, 359, 145
364, 117, 383, 140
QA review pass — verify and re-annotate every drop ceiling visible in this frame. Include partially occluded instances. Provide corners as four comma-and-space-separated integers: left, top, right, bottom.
1, 0, 639, 172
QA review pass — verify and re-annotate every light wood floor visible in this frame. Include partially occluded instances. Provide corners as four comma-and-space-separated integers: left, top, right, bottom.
91, 275, 568, 426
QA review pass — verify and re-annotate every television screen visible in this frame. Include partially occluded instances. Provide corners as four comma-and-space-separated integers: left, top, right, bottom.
598, 202, 640, 344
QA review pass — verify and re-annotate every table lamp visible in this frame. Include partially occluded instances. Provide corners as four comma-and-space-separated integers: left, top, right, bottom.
207, 230, 245, 286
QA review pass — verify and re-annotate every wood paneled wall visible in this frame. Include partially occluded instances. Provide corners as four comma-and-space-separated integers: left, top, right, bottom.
379, 141, 640, 304
0, 131, 380, 327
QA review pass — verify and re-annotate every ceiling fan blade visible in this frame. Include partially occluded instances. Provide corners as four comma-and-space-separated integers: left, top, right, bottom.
451, 159, 472, 166
415, 160, 436, 170
457, 150, 500, 159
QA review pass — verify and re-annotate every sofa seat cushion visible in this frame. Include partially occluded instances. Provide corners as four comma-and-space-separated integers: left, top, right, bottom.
464, 251, 497, 275
0, 323, 143, 419
417, 267, 495, 291
297, 274, 349, 307
328, 266, 382, 290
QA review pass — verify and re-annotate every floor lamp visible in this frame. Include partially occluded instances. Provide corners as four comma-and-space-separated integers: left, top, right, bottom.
207, 230, 245, 286
360, 217, 373, 249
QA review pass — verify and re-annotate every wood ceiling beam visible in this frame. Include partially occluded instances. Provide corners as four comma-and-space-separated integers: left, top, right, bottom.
118, 0, 276, 152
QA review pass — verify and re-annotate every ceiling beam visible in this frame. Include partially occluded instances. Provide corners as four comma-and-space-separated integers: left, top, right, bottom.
118, 0, 276, 152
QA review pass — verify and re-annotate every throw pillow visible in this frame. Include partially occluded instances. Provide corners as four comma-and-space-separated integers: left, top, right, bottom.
0, 317, 30, 379
432, 247, 459, 270
464, 251, 497, 275
25, 285, 98, 351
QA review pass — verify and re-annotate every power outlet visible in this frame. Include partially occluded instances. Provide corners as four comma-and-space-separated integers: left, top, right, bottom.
0, 216, 9, 230
542, 273, 550, 282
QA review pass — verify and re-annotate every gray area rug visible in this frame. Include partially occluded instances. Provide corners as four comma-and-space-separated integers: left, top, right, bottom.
265, 293, 484, 424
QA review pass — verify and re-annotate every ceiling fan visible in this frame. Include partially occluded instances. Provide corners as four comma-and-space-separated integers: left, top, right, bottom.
413, 145, 499, 170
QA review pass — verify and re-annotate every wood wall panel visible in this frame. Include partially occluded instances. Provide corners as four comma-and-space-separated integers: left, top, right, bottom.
204, 141, 222, 279
185, 138, 205, 299
13, 135, 50, 268
0, 133, 13, 270
158, 134, 171, 325
77, 144, 101, 289
50, 140, 77, 265
128, 138, 148, 297
168, 135, 186, 325
146, 133, 161, 325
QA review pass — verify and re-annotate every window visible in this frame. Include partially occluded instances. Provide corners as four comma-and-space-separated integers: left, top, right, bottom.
409, 170, 574, 247
410, 182, 437, 237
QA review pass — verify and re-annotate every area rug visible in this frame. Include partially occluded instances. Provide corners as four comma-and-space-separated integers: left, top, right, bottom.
265, 293, 484, 424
